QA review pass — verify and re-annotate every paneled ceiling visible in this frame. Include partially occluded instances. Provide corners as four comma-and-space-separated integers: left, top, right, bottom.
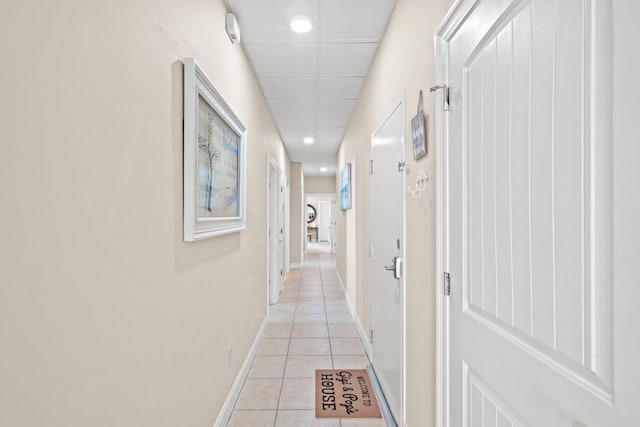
225, 0, 396, 176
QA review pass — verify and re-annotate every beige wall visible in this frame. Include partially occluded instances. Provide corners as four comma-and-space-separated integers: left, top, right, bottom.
335, 0, 453, 425
0, 1, 289, 426
305, 176, 336, 194
289, 163, 304, 266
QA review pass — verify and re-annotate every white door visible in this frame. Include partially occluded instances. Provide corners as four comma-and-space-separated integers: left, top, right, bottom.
268, 162, 284, 305
278, 173, 285, 292
439, 0, 639, 425
371, 99, 405, 425
318, 200, 331, 241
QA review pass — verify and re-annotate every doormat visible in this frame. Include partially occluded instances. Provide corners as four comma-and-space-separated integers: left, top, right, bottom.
315, 369, 382, 419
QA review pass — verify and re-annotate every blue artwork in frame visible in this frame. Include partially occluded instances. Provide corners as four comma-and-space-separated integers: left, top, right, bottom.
340, 163, 352, 210
183, 58, 247, 241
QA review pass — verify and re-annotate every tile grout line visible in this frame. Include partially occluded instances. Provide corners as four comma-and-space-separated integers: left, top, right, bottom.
274, 264, 301, 426
273, 251, 355, 425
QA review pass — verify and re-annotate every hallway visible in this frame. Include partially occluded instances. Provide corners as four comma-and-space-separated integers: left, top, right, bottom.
227, 246, 386, 427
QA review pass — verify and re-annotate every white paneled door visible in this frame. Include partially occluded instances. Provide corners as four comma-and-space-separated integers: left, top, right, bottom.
371, 99, 405, 425
438, 0, 639, 425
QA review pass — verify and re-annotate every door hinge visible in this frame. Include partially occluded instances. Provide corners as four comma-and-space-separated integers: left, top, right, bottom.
430, 83, 450, 111
398, 161, 406, 172
369, 329, 374, 343
369, 160, 374, 174
444, 272, 451, 296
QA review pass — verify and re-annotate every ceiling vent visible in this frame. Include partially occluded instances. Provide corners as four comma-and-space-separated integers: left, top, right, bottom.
225, 13, 241, 44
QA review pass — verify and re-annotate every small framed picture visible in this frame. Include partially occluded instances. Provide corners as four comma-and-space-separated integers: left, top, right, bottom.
340, 163, 352, 210
411, 112, 427, 161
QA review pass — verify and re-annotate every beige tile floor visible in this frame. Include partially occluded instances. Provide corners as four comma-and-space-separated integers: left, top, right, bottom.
227, 244, 387, 427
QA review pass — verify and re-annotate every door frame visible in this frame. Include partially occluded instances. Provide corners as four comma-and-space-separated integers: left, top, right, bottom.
304, 193, 336, 254
266, 155, 285, 308
369, 95, 407, 426
434, 1, 477, 426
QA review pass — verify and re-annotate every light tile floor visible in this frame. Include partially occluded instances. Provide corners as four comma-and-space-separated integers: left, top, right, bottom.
227, 245, 387, 427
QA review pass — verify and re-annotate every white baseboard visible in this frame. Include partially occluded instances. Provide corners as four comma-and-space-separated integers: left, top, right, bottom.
213, 316, 269, 427
336, 272, 372, 358
290, 262, 303, 269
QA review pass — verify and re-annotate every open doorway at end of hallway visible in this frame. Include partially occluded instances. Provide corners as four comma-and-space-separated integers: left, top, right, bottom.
305, 194, 336, 255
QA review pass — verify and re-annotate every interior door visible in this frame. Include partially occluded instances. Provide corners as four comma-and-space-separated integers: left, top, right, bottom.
439, 0, 639, 425
318, 200, 331, 241
268, 162, 284, 304
371, 99, 405, 425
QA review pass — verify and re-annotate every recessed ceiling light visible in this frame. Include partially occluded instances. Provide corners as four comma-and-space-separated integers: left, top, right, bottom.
320, 167, 327, 172
291, 16, 312, 33
303, 137, 314, 144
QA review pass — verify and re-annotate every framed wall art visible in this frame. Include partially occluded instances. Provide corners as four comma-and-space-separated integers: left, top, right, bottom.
411, 90, 427, 161
340, 163, 352, 210
183, 58, 247, 241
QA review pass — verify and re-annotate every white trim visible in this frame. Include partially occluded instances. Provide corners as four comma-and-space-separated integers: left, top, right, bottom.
433, 1, 471, 425
212, 316, 269, 427
434, 32, 448, 427
290, 262, 303, 269
435, 0, 480, 41
337, 271, 373, 358
400, 94, 408, 427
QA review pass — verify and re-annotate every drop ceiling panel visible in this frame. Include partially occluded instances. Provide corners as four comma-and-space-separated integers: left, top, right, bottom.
288, 148, 335, 163
316, 127, 346, 143
227, 0, 319, 44
319, 44, 378, 76
268, 99, 316, 128
319, 77, 364, 99
279, 127, 317, 144
286, 147, 309, 160
320, 0, 396, 43
261, 77, 316, 99
246, 45, 317, 76
311, 145, 342, 157
318, 100, 356, 128
285, 140, 340, 156
280, 127, 345, 148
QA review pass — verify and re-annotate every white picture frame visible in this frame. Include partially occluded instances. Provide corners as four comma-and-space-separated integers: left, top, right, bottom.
183, 58, 247, 241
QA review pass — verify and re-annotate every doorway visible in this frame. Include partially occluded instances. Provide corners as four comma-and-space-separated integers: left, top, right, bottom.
267, 158, 285, 305
305, 193, 336, 255
370, 98, 405, 425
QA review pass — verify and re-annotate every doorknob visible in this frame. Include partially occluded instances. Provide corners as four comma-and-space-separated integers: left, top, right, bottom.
384, 257, 396, 271
384, 256, 403, 279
